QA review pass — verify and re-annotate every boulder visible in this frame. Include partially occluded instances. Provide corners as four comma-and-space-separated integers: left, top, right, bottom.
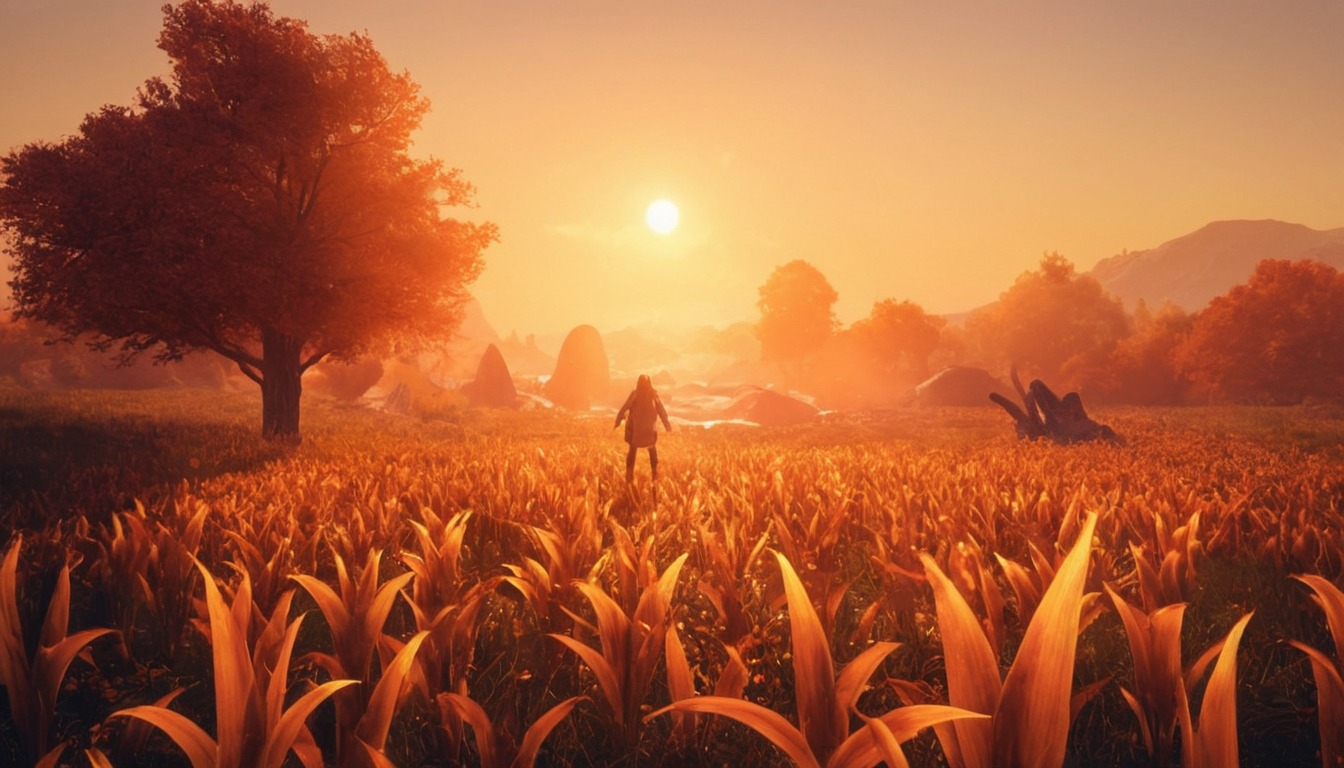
914, 366, 1009, 407
544, 324, 610, 410
461, 343, 518, 408
722, 388, 818, 427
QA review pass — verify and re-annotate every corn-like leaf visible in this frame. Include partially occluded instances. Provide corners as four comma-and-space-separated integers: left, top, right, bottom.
1287, 641, 1344, 768
835, 641, 900, 714
258, 679, 359, 768
991, 511, 1097, 768
113, 704, 218, 768
649, 696, 819, 768
776, 550, 843, 762
714, 643, 749, 699
443, 692, 502, 768
1105, 585, 1186, 760
38, 560, 73, 651
262, 606, 304, 740
920, 553, 999, 768
358, 738, 402, 768
827, 704, 992, 768
357, 630, 429, 751
85, 747, 115, 768
665, 623, 697, 739
1295, 574, 1344, 666
514, 696, 585, 768
853, 714, 910, 768
1194, 611, 1252, 768
549, 633, 623, 726
194, 558, 252, 768
573, 581, 630, 681
36, 742, 66, 768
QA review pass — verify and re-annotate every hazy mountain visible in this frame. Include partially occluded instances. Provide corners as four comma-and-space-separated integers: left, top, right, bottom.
1087, 219, 1344, 311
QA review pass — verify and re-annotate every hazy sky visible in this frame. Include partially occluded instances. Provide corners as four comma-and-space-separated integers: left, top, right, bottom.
3, 1, 1342, 337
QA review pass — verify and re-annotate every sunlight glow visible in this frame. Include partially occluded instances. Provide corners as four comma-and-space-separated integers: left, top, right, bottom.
645, 199, 680, 235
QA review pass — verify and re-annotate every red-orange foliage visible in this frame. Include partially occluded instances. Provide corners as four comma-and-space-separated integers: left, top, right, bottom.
0, 0, 495, 438
964, 253, 1129, 386
1176, 259, 1344, 404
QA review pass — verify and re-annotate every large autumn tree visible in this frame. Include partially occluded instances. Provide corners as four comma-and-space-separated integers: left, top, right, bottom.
1176, 259, 1344, 404
0, 0, 495, 439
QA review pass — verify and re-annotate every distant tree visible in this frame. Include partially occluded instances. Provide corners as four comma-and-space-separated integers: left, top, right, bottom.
1086, 300, 1193, 404
850, 299, 946, 382
964, 252, 1128, 384
756, 260, 837, 384
0, 0, 495, 439
1176, 259, 1344, 404
811, 299, 946, 408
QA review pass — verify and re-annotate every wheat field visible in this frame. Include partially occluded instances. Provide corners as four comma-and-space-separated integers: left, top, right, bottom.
1, 387, 1342, 767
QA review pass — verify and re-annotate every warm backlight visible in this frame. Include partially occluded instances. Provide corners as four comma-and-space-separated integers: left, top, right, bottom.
645, 199, 679, 235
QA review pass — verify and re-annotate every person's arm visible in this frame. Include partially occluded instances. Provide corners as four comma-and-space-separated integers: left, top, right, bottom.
656, 397, 671, 431
615, 393, 633, 428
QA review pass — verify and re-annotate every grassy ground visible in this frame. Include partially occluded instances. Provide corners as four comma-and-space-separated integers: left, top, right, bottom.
1, 386, 1342, 767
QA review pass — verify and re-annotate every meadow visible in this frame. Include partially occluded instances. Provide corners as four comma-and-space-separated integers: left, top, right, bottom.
1, 386, 1342, 767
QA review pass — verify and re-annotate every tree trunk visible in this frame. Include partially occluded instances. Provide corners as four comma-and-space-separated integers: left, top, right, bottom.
990, 366, 1122, 445
260, 327, 303, 442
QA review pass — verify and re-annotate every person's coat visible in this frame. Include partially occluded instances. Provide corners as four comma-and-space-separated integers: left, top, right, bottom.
616, 388, 670, 448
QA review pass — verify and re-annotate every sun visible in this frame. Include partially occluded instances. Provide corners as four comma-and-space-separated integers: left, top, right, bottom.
645, 199, 680, 235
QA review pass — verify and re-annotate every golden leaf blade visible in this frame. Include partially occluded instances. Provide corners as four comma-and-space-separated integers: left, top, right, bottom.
991, 512, 1097, 768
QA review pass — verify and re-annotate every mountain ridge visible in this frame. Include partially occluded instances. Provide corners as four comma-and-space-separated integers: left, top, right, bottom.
1086, 219, 1344, 311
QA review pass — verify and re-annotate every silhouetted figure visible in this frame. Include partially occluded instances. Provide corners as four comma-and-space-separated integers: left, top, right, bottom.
615, 374, 671, 482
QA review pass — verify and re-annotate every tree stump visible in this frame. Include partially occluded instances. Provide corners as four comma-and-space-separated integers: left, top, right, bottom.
989, 367, 1121, 444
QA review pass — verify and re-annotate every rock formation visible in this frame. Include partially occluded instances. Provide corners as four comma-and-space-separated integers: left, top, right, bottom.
544, 324, 610, 410
722, 387, 818, 427
914, 366, 1008, 407
461, 343, 518, 408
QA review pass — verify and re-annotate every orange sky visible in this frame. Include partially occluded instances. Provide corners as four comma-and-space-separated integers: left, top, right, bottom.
3, 1, 1342, 339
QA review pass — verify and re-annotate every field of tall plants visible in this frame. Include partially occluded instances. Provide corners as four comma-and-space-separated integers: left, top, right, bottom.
1, 386, 1342, 767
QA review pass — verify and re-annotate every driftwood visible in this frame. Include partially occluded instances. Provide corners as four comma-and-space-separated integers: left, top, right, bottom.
990, 367, 1121, 444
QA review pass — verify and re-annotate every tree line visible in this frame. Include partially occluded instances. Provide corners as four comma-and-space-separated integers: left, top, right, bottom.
755, 254, 1344, 407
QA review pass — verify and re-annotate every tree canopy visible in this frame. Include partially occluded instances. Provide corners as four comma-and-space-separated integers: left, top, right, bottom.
964, 252, 1128, 384
756, 260, 837, 376
1176, 259, 1344, 404
0, 0, 495, 438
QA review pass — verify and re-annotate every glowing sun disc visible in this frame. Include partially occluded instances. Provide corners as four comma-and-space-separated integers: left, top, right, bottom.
645, 199, 680, 235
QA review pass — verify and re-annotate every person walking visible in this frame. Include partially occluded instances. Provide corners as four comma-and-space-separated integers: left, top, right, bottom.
614, 374, 671, 482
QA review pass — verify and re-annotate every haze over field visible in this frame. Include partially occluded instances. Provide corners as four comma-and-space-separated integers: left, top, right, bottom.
3, 1, 1343, 339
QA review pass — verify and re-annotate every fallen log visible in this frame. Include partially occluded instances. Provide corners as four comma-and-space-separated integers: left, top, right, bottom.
989, 367, 1122, 444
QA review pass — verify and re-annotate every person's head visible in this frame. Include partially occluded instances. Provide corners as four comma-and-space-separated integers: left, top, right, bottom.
636, 374, 653, 393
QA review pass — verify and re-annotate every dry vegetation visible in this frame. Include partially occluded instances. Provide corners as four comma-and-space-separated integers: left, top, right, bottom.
1, 387, 1343, 767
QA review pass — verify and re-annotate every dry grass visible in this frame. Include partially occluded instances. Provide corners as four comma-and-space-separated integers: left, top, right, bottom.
1, 388, 1343, 766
